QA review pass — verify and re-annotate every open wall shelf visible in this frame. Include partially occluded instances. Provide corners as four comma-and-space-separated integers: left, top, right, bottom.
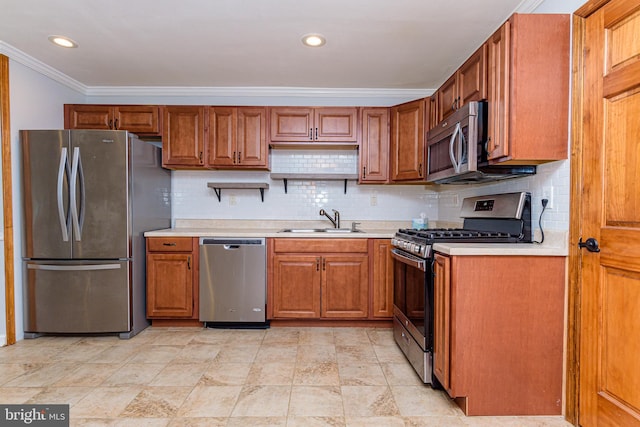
270, 173, 359, 194
207, 182, 269, 202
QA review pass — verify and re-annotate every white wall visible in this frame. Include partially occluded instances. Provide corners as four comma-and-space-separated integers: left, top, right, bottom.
4, 60, 84, 341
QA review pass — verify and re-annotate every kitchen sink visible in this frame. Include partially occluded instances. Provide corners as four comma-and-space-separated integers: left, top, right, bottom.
279, 228, 364, 233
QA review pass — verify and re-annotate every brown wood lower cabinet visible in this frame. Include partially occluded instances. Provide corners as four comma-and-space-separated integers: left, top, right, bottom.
146, 237, 199, 320
433, 252, 565, 416
268, 238, 371, 320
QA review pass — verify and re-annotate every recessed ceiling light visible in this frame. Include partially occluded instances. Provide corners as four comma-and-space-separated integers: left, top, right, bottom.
302, 34, 326, 47
48, 35, 78, 48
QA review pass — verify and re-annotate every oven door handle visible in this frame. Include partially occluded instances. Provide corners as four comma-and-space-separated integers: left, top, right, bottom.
391, 248, 427, 272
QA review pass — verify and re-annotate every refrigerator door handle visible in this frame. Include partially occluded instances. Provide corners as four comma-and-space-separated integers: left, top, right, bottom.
27, 263, 122, 271
56, 147, 71, 241
70, 147, 86, 241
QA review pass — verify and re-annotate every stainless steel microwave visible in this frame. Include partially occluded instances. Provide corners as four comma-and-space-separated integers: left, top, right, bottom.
426, 101, 536, 184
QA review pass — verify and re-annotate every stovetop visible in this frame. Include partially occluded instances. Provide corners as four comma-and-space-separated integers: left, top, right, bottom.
392, 192, 533, 259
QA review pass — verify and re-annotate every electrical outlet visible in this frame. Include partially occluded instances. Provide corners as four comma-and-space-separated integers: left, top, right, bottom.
229, 195, 237, 206
370, 195, 378, 206
542, 186, 554, 209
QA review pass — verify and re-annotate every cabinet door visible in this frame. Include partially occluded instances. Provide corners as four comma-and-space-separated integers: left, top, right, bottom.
272, 254, 321, 318
371, 239, 393, 318
147, 253, 194, 318
433, 253, 451, 393
487, 22, 510, 160
269, 107, 314, 142
428, 96, 438, 130
114, 106, 161, 134
359, 108, 389, 183
458, 45, 487, 107
390, 99, 426, 181
314, 107, 358, 142
65, 105, 112, 130
237, 107, 268, 167
321, 254, 369, 318
163, 106, 206, 167
207, 107, 236, 167
436, 74, 459, 123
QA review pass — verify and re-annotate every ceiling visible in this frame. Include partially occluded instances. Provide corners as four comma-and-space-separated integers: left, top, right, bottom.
0, 0, 540, 92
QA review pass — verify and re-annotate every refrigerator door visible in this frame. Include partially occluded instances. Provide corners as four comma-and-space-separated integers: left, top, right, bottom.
22, 130, 73, 259
70, 130, 130, 259
23, 260, 130, 333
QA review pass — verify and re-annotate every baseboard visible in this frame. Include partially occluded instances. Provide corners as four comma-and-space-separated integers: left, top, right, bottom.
0, 334, 6, 347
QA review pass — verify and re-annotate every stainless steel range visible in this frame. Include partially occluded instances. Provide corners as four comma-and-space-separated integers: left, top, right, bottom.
391, 192, 532, 384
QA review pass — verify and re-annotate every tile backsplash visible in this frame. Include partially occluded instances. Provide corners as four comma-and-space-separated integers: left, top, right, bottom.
171, 149, 570, 233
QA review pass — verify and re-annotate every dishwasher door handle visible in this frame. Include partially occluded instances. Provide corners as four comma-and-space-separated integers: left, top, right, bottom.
223, 245, 241, 250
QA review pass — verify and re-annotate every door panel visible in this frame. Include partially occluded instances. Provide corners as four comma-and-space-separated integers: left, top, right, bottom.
237, 107, 267, 166
23, 260, 130, 333
579, 1, 640, 425
21, 130, 72, 259
71, 130, 129, 259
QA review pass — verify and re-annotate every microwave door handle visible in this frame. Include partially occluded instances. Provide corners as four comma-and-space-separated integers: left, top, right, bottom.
449, 122, 461, 173
457, 125, 466, 172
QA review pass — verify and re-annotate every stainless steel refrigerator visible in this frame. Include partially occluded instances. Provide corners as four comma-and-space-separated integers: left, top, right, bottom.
21, 130, 171, 338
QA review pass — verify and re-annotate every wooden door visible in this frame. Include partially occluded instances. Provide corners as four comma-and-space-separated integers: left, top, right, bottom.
314, 107, 358, 142
577, 1, 640, 426
390, 98, 426, 181
269, 107, 314, 142
486, 21, 510, 160
321, 254, 369, 318
237, 107, 268, 167
207, 107, 235, 167
458, 45, 487, 107
436, 74, 458, 122
146, 253, 193, 318
65, 105, 113, 130
359, 108, 389, 183
162, 106, 205, 167
272, 254, 321, 318
370, 239, 393, 318
114, 106, 160, 134
432, 253, 451, 393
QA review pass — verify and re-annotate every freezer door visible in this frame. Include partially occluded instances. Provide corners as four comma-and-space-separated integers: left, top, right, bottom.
21, 130, 72, 259
70, 130, 130, 259
23, 260, 130, 334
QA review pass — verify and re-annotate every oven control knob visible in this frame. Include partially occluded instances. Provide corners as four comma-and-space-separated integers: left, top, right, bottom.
415, 245, 421, 254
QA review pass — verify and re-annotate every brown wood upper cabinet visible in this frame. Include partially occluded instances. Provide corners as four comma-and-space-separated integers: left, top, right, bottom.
359, 107, 389, 183
486, 14, 569, 163
390, 98, 427, 181
269, 107, 358, 144
432, 45, 487, 127
162, 106, 206, 169
64, 104, 162, 135
207, 106, 269, 169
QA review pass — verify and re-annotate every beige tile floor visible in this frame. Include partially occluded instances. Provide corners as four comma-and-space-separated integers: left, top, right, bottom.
0, 326, 574, 427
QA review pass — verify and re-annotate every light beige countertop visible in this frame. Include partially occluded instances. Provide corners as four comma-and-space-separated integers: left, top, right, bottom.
144, 219, 403, 239
145, 220, 568, 256
433, 231, 568, 256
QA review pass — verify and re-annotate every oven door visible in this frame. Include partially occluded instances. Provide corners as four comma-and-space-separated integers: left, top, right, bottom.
426, 101, 481, 183
392, 248, 434, 384
391, 248, 431, 351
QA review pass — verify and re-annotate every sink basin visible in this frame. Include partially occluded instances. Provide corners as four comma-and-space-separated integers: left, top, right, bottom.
279, 228, 364, 233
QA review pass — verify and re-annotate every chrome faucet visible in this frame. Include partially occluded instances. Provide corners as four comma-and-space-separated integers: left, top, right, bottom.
319, 209, 340, 228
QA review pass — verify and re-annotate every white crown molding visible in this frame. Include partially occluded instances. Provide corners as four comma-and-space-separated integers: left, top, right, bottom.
515, 0, 545, 13
0, 41, 87, 94
84, 85, 432, 99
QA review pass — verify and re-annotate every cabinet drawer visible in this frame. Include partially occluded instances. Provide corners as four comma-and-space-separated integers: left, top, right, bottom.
272, 238, 368, 253
148, 237, 193, 252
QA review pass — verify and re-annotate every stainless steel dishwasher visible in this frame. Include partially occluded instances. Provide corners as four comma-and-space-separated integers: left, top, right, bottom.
199, 238, 268, 328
